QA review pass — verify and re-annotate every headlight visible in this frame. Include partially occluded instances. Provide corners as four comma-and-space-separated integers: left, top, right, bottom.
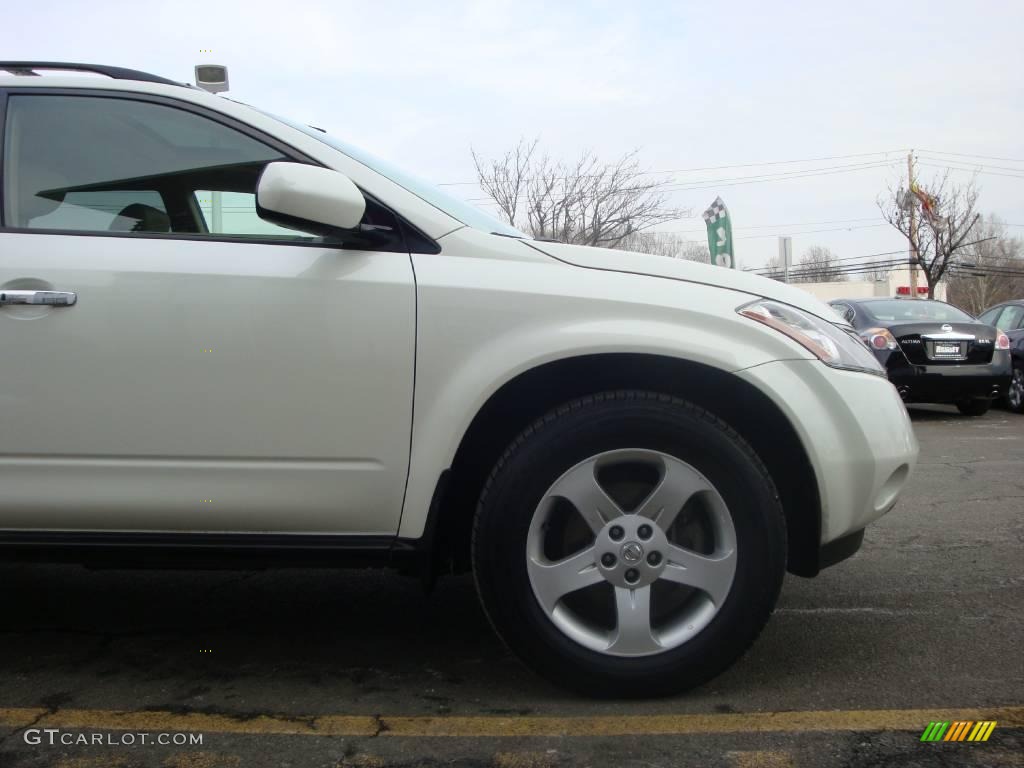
738, 299, 885, 376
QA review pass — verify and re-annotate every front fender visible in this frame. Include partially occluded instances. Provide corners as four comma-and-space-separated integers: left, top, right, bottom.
399, 240, 813, 539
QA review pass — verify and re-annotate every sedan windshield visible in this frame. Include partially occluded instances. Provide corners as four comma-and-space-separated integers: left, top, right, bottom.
862, 300, 975, 323
257, 109, 528, 239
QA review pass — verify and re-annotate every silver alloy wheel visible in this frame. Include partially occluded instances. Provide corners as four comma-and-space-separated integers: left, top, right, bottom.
525, 449, 737, 657
1010, 368, 1024, 411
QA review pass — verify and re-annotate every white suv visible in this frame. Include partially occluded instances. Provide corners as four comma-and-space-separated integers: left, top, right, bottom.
0, 63, 918, 697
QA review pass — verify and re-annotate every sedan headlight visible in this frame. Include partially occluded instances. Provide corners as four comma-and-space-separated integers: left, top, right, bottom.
738, 299, 885, 376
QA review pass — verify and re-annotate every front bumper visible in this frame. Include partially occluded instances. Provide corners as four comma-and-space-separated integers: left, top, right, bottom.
878, 350, 1011, 404
737, 360, 918, 546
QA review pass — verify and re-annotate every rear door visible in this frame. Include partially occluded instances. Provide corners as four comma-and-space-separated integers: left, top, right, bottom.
0, 89, 416, 535
996, 305, 1024, 359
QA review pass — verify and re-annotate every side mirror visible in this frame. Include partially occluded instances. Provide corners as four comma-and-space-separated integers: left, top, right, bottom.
256, 162, 366, 235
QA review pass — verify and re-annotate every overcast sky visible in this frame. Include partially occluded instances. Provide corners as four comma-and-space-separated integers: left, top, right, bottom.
8, 0, 1024, 268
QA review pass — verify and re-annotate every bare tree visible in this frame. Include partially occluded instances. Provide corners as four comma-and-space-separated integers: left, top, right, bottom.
862, 260, 896, 283
618, 231, 710, 262
947, 215, 1024, 314
472, 138, 686, 248
791, 246, 845, 283
761, 253, 785, 281
880, 170, 981, 298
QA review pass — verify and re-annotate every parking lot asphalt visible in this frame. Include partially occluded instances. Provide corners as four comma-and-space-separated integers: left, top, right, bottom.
0, 405, 1021, 768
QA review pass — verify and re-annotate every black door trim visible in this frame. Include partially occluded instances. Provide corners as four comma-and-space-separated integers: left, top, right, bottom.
0, 530, 403, 569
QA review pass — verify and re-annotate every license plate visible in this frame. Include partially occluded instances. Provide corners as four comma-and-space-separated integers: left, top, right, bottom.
935, 343, 960, 356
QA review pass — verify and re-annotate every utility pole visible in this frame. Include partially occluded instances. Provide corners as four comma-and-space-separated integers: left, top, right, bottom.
778, 236, 792, 283
907, 152, 920, 298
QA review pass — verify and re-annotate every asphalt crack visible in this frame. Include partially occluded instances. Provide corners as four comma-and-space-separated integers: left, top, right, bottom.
0, 694, 71, 751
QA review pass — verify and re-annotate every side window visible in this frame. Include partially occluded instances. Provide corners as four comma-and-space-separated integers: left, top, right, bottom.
194, 190, 308, 239
29, 190, 168, 231
2, 94, 317, 241
997, 305, 1024, 331
978, 308, 1002, 326
831, 303, 856, 324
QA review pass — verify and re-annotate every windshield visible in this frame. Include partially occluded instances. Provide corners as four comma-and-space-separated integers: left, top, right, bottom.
863, 300, 975, 323
256, 109, 528, 239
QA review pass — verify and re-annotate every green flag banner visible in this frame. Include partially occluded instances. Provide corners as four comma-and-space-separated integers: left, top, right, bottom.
702, 197, 735, 268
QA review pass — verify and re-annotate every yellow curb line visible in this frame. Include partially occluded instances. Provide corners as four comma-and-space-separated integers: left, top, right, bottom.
0, 706, 1021, 739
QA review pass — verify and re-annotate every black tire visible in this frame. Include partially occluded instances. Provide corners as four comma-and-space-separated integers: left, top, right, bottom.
955, 398, 991, 417
1006, 365, 1024, 414
471, 390, 787, 697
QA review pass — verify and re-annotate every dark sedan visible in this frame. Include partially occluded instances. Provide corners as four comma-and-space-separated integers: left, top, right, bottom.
978, 300, 1024, 413
829, 298, 1012, 415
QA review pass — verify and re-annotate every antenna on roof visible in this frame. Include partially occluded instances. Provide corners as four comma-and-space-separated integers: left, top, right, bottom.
194, 64, 229, 94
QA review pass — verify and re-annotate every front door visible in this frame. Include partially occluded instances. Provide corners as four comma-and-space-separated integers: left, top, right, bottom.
0, 90, 415, 534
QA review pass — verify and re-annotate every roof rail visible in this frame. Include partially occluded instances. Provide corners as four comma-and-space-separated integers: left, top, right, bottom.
0, 62, 184, 87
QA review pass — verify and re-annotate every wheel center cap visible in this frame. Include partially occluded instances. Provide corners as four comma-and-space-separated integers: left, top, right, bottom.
621, 541, 644, 563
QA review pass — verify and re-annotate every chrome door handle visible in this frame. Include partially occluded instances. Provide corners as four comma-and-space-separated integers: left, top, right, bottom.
0, 290, 77, 307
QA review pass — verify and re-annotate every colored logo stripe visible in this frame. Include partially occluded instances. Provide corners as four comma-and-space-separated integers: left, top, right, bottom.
969, 721, 997, 742
944, 721, 972, 741
921, 720, 996, 742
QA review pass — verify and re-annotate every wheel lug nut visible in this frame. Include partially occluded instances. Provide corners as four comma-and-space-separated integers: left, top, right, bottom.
624, 568, 640, 584
647, 551, 662, 566
609, 525, 624, 541
638, 524, 653, 540
601, 553, 616, 568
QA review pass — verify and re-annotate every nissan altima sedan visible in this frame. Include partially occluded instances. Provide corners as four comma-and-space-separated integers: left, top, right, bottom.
829, 298, 1012, 415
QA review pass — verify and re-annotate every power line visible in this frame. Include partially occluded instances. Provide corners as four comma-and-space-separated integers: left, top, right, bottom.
655, 161, 898, 193
917, 149, 1024, 164
736, 223, 887, 240
751, 250, 910, 275
949, 263, 1024, 277
437, 149, 907, 187
756, 258, 906, 275
465, 160, 898, 203
757, 260, 910, 281
656, 216, 883, 234
916, 156, 1024, 175
916, 162, 1024, 180
824, 249, 908, 264
718, 216, 881, 230
667, 223, 889, 240
759, 259, 905, 276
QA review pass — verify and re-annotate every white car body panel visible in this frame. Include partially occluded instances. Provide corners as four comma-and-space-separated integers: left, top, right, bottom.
399, 227, 822, 539
737, 359, 918, 542
529, 240, 845, 323
0, 233, 414, 533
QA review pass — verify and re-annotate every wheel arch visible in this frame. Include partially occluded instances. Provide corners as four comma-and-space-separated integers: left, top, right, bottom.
419, 353, 823, 579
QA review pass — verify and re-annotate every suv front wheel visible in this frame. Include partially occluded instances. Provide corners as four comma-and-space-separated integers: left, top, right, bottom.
472, 391, 787, 697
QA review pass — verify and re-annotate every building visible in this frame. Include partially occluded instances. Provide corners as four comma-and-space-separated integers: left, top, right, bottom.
789, 267, 947, 303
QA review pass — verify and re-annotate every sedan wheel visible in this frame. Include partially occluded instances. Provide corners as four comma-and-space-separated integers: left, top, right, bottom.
956, 398, 991, 417
1007, 367, 1024, 414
